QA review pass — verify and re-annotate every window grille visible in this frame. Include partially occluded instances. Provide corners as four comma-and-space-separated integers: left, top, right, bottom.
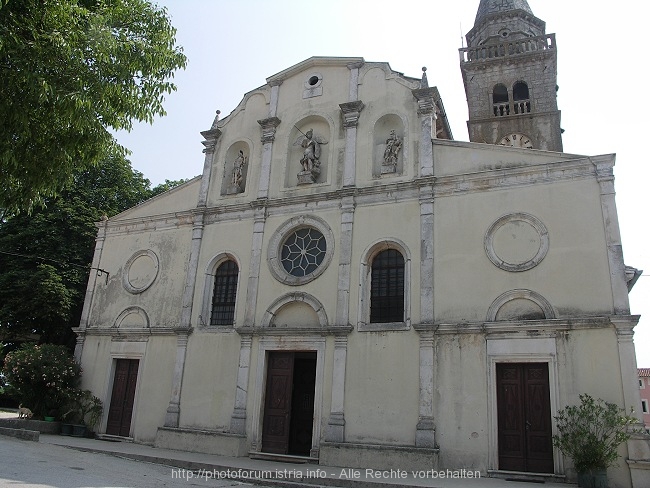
370, 249, 405, 323
210, 260, 238, 325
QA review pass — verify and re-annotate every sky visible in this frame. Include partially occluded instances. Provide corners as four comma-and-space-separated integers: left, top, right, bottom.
113, 0, 650, 366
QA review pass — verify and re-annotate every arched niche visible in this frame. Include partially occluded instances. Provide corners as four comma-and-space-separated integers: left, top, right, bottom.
261, 292, 328, 328
487, 289, 556, 322
113, 306, 150, 328
221, 141, 251, 195
286, 116, 331, 188
373, 114, 406, 177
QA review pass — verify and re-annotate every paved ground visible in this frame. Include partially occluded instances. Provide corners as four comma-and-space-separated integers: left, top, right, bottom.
0, 434, 258, 488
0, 410, 572, 488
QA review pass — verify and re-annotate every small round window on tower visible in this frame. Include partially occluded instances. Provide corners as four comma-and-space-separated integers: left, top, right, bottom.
308, 76, 319, 86
499, 29, 510, 38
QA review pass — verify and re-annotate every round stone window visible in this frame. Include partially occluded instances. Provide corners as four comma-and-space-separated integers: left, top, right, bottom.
268, 216, 334, 285
281, 227, 327, 277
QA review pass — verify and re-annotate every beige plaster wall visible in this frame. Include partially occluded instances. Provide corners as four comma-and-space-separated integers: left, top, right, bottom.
344, 330, 420, 444
115, 178, 201, 220
89, 227, 192, 328
80, 335, 176, 444
433, 178, 613, 321
434, 333, 489, 471
178, 331, 241, 430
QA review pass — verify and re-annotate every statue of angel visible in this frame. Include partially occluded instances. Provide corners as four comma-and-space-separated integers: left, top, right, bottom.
293, 129, 328, 173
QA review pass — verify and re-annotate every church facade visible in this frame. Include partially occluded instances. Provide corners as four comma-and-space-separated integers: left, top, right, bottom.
75, 1, 649, 485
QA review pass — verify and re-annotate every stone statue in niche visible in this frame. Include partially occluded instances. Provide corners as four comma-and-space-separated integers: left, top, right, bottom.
226, 150, 247, 194
293, 128, 328, 185
381, 130, 402, 174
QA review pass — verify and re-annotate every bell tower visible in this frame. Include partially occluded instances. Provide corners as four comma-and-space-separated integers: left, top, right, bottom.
460, 0, 562, 151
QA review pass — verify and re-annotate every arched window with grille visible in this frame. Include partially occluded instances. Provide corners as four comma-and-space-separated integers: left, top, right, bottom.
370, 249, 405, 324
210, 260, 239, 326
492, 83, 510, 116
513, 81, 531, 114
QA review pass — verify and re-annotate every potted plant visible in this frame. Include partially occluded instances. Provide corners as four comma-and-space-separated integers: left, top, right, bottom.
61, 389, 103, 437
553, 394, 638, 488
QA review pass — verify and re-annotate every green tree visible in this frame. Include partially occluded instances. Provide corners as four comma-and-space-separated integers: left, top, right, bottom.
0, 0, 187, 213
0, 155, 156, 349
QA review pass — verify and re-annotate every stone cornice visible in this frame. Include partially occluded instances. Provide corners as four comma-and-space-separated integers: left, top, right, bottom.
433, 157, 597, 198
237, 325, 353, 337
257, 116, 281, 143
413, 315, 637, 336
99, 156, 601, 235
339, 101, 365, 128
74, 326, 180, 338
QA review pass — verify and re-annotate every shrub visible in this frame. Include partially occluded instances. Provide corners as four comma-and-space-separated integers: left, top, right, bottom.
61, 388, 103, 429
553, 394, 638, 473
2, 343, 81, 418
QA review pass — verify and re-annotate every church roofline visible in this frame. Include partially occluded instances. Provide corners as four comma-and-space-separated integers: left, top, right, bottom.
266, 56, 365, 84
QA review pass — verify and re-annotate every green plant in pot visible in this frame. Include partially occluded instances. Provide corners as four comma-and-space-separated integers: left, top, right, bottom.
61, 389, 103, 437
553, 394, 638, 488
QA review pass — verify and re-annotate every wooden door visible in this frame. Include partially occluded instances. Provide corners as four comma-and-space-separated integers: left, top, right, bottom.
106, 359, 139, 437
497, 363, 553, 473
288, 354, 316, 456
262, 351, 317, 455
262, 352, 294, 454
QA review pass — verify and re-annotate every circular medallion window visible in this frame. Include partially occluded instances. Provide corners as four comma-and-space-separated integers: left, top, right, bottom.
268, 216, 334, 285
123, 249, 159, 294
484, 213, 549, 272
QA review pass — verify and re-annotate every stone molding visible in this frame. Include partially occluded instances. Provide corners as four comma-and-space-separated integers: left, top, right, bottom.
199, 251, 241, 330
257, 117, 281, 143
112, 306, 150, 329
486, 289, 556, 321
98, 156, 600, 237
484, 212, 549, 272
260, 292, 329, 328
339, 100, 365, 128
122, 249, 160, 294
267, 215, 335, 286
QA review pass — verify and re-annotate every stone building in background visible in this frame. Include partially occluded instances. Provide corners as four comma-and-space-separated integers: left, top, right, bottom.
74, 1, 649, 485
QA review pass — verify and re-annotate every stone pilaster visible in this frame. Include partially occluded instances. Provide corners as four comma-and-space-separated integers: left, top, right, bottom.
414, 328, 436, 447
164, 329, 191, 427
412, 87, 437, 177
198, 128, 222, 207
164, 211, 204, 427
256, 117, 281, 199
325, 335, 348, 442
268, 80, 282, 118
347, 61, 363, 101
73, 333, 86, 363
593, 155, 630, 314
419, 185, 434, 325
335, 196, 355, 325
78, 219, 108, 328
339, 102, 364, 188
230, 335, 252, 434
611, 316, 650, 485
243, 207, 267, 326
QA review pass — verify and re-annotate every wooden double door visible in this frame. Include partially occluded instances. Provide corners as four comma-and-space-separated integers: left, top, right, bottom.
496, 363, 554, 473
262, 351, 316, 456
106, 359, 139, 437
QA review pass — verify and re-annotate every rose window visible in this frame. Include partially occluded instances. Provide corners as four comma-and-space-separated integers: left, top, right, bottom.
280, 228, 326, 277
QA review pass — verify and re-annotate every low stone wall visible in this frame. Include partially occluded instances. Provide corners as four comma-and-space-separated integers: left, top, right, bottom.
155, 427, 248, 457
0, 426, 39, 441
0, 418, 61, 434
319, 441, 439, 471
